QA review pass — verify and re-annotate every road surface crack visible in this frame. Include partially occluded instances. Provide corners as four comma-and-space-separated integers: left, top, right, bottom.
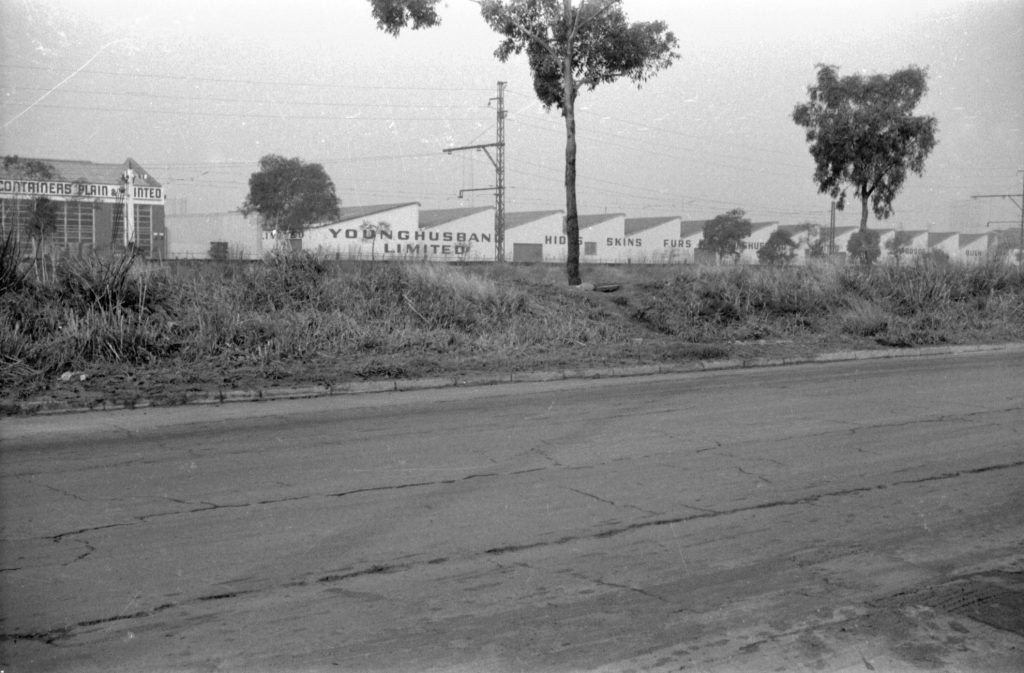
563, 487, 663, 516
483, 459, 1024, 557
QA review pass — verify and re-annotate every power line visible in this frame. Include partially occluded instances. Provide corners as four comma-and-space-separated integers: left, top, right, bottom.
10, 102, 489, 122
1, 64, 496, 92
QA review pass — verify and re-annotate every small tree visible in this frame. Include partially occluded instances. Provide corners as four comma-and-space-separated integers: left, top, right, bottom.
795, 222, 828, 260
847, 229, 881, 266
2, 156, 60, 281
793, 64, 938, 232
359, 220, 391, 260
885, 230, 913, 265
757, 230, 797, 266
698, 209, 752, 263
240, 155, 341, 238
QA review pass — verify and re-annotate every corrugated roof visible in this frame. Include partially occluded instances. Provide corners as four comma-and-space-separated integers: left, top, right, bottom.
777, 224, 819, 236
419, 206, 493, 229
679, 220, 708, 237
959, 233, 990, 247
505, 210, 563, 229
333, 202, 419, 224
0, 156, 161, 187
928, 232, 957, 246
624, 216, 679, 236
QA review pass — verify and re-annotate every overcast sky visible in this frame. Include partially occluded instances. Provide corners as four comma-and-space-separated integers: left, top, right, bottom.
2, 0, 1022, 232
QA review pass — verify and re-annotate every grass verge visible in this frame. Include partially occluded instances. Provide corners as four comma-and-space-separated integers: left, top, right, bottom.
2, 252, 1022, 411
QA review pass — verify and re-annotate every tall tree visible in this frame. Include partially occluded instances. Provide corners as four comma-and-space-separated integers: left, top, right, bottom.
792, 64, 938, 232
367, 0, 678, 285
697, 208, 752, 264
240, 155, 341, 238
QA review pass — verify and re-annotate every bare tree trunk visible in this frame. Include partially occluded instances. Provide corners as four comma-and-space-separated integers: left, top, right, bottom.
563, 55, 581, 286
859, 194, 870, 232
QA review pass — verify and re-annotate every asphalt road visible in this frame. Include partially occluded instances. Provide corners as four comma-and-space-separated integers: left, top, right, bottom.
2, 350, 1023, 672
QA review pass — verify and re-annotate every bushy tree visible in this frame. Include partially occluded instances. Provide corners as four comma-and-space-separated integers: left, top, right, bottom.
698, 209, 752, 263
793, 64, 938, 232
366, 0, 679, 286
240, 155, 341, 237
885, 230, 913, 265
757, 230, 798, 265
847, 229, 881, 266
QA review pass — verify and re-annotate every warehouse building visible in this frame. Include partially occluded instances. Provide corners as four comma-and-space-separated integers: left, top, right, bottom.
505, 210, 566, 262
0, 157, 166, 258
300, 202, 420, 259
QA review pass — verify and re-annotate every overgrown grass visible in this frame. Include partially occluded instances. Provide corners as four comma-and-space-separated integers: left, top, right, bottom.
629, 259, 1024, 346
2, 251, 1022, 405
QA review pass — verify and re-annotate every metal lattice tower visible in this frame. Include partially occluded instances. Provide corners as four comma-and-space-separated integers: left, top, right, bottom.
443, 81, 507, 262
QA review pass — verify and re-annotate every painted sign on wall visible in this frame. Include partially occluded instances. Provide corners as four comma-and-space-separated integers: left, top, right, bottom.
0, 179, 164, 203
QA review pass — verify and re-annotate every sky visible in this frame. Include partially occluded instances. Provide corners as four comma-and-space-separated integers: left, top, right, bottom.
1, 0, 1022, 232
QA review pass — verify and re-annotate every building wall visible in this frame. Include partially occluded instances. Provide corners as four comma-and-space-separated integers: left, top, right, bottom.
417, 208, 496, 262
627, 218, 684, 264
165, 211, 261, 259
301, 204, 420, 259
0, 185, 166, 258
929, 233, 961, 261
737, 224, 778, 264
959, 236, 991, 264
504, 212, 566, 262
578, 215, 631, 263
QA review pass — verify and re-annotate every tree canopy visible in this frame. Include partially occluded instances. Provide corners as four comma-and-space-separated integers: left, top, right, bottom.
757, 230, 798, 266
792, 64, 938, 232
366, 0, 678, 285
886, 230, 914, 265
240, 155, 341, 236
369, 0, 440, 36
698, 209, 752, 263
847, 229, 881, 266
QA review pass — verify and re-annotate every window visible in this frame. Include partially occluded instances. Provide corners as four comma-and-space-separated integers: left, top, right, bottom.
584, 241, 597, 256
134, 204, 152, 254
59, 201, 94, 247
0, 198, 33, 253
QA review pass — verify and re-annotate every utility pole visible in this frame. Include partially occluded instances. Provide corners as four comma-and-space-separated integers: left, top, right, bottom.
443, 81, 507, 262
829, 200, 836, 256
122, 166, 136, 249
972, 169, 1024, 267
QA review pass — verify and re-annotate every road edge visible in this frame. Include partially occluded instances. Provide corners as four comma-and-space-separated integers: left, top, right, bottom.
10, 342, 1024, 416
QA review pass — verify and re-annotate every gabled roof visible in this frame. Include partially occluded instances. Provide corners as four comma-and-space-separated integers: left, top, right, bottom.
959, 233, 991, 247
505, 210, 564, 229
749, 222, 778, 235
564, 213, 625, 234
678, 219, 778, 238
332, 202, 419, 224
0, 157, 162, 187
624, 216, 679, 236
419, 206, 493, 229
679, 220, 708, 238
777, 224, 825, 238
830, 226, 859, 238
928, 232, 958, 247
